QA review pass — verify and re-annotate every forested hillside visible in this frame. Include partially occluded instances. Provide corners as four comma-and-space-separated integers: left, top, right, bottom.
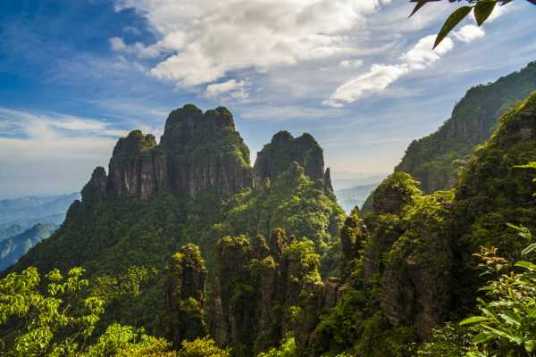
2, 88, 536, 356
397, 62, 536, 193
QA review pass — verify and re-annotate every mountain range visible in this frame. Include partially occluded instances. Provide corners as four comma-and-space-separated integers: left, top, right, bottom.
3, 63, 536, 356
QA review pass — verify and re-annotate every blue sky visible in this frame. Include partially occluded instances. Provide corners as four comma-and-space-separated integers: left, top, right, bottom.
0, 0, 535, 198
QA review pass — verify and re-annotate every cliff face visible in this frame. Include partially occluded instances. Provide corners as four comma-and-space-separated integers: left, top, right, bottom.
212, 230, 331, 356
161, 105, 252, 197
254, 131, 333, 191
396, 62, 536, 193
165, 243, 207, 347
84, 104, 253, 203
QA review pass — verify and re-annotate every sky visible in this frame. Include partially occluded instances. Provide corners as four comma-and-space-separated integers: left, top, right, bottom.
0, 0, 535, 198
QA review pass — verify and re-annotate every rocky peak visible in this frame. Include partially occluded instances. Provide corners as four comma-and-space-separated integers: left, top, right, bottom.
107, 129, 164, 200
371, 172, 422, 215
80, 105, 253, 202
81, 166, 108, 204
254, 131, 332, 191
161, 104, 237, 152
160, 104, 252, 196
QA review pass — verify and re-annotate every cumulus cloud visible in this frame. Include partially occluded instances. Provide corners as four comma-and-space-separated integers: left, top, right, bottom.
325, 64, 408, 107
326, 24, 486, 107
205, 79, 248, 99
112, 0, 392, 88
453, 25, 485, 43
340, 59, 364, 68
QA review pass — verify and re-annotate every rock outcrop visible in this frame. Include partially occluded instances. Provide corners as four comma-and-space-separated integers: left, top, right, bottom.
165, 243, 207, 347
254, 131, 333, 191
212, 230, 333, 356
161, 105, 252, 197
82, 105, 253, 203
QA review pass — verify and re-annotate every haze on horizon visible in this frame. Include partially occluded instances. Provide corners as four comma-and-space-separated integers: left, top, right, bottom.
0, 0, 535, 199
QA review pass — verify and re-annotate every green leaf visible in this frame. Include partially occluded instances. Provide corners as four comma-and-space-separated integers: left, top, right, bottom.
481, 324, 523, 345
515, 261, 536, 272
409, 1, 428, 17
434, 6, 472, 49
522, 243, 536, 256
499, 313, 521, 327
460, 315, 489, 325
473, 332, 495, 345
474, 1, 496, 26
526, 340, 536, 353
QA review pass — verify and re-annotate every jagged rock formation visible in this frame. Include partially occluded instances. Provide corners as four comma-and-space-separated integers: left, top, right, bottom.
165, 243, 207, 347
212, 229, 332, 356
339, 209, 366, 280
161, 105, 252, 197
84, 105, 252, 203
396, 61, 536, 193
254, 131, 333, 191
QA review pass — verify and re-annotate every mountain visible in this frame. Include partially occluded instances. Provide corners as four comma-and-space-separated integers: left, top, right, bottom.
0, 224, 23, 242
10, 104, 343, 355
7, 88, 536, 356
396, 61, 536, 193
336, 183, 379, 212
0, 193, 80, 229
297, 90, 536, 356
0, 223, 56, 271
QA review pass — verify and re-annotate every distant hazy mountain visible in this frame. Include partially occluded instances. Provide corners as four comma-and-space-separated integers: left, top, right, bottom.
0, 193, 79, 230
0, 223, 56, 271
0, 224, 24, 242
336, 183, 379, 212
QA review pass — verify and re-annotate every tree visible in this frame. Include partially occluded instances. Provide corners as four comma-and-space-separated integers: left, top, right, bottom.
0, 266, 172, 356
410, 0, 536, 48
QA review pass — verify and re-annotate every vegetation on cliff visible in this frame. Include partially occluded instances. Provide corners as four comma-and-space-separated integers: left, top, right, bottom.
396, 61, 536, 193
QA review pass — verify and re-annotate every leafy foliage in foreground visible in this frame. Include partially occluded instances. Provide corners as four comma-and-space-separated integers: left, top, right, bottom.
0, 266, 172, 356
410, 1, 536, 48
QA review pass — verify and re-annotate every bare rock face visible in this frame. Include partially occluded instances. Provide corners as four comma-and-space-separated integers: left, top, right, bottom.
107, 130, 165, 199
81, 105, 253, 203
81, 166, 108, 204
254, 131, 333, 191
161, 105, 252, 196
379, 192, 453, 340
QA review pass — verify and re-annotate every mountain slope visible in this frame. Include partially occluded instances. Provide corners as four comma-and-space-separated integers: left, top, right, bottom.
11, 105, 343, 351
301, 91, 536, 356
397, 61, 536, 193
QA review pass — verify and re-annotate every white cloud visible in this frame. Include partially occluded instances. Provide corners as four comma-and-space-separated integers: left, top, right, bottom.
325, 25, 487, 107
205, 79, 248, 99
0, 108, 126, 138
402, 35, 454, 70
0, 108, 128, 197
325, 64, 408, 107
109, 37, 127, 51
340, 59, 364, 68
453, 25, 485, 43
113, 0, 392, 88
